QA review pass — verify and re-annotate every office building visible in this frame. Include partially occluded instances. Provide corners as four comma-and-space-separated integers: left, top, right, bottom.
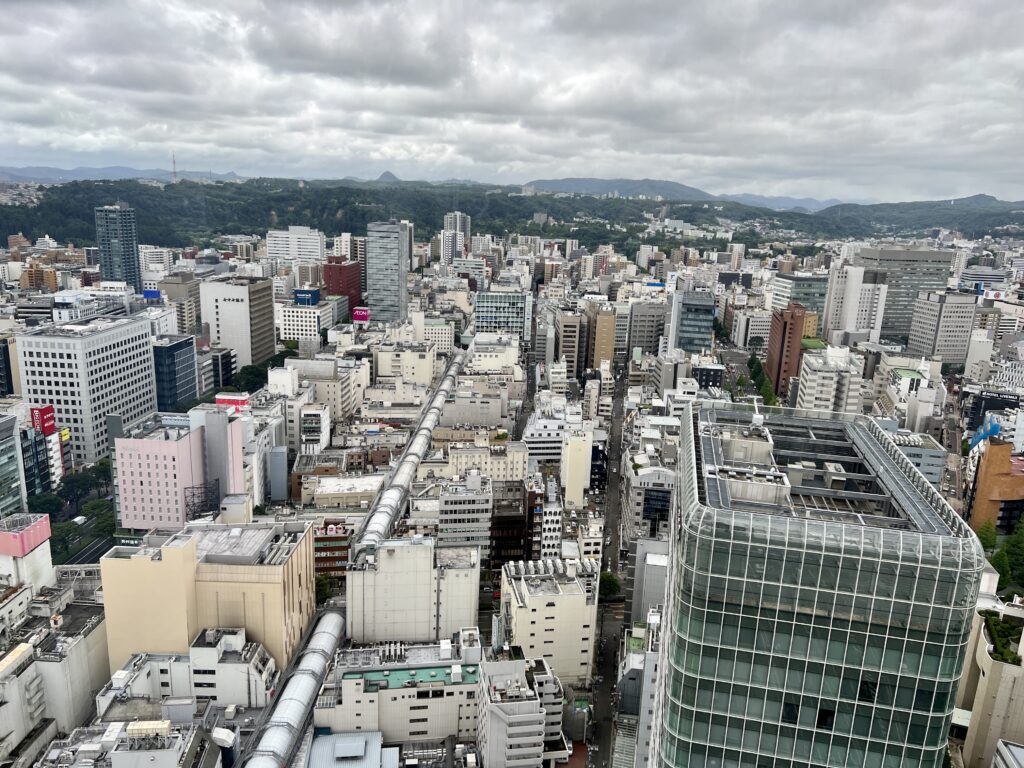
965, 438, 1024, 534
113, 416, 208, 530
669, 291, 715, 354
274, 292, 336, 342
346, 537, 480, 643
324, 256, 362, 318
439, 229, 465, 265
437, 471, 493, 561
95, 202, 142, 292
907, 290, 977, 365
199, 276, 275, 367
617, 610, 662, 768
475, 290, 534, 342
314, 627, 482, 743
731, 309, 773, 349
557, 311, 587, 379
16, 318, 157, 464
770, 273, 829, 316
266, 225, 326, 263
499, 558, 599, 685
478, 654, 570, 768
100, 520, 315, 670
822, 263, 888, 345
444, 210, 472, 242
0, 414, 24, 517
0, 334, 19, 396
585, 301, 618, 370
35, 722, 219, 768
856, 246, 954, 339
366, 221, 409, 323
158, 271, 202, 334
152, 334, 198, 411
764, 302, 807, 397
795, 346, 865, 414
650, 402, 983, 768
628, 300, 669, 356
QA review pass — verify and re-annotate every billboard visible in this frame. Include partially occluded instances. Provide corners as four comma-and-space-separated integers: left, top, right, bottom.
142, 289, 162, 300
294, 288, 321, 306
30, 405, 57, 436
352, 307, 371, 323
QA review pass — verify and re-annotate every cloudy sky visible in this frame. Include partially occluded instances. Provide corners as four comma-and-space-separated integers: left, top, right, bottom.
1, 0, 1022, 202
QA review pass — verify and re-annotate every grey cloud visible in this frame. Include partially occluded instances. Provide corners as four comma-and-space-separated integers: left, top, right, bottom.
0, 0, 1022, 200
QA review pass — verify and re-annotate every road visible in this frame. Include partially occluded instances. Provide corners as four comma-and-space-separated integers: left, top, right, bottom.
64, 535, 114, 565
588, 375, 627, 765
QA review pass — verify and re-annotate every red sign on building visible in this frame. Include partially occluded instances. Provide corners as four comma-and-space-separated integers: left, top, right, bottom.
352, 307, 371, 323
30, 405, 57, 436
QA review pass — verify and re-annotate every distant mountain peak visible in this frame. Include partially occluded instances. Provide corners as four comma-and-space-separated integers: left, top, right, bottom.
376, 171, 401, 183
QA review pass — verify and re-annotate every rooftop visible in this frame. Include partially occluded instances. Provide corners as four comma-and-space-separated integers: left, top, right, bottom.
342, 663, 480, 691
695, 402, 967, 538
18, 316, 145, 338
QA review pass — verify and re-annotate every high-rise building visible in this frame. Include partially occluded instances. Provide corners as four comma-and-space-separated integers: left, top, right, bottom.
399, 219, 415, 271
475, 290, 533, 343
650, 402, 983, 768
556, 311, 587, 378
94, 202, 142, 292
856, 246, 954, 339
770, 273, 829, 316
323, 257, 362, 319
794, 346, 865, 414
907, 290, 977, 365
158, 271, 202, 334
199, 276, 275, 367
628, 300, 669, 356
366, 221, 408, 323
439, 229, 465, 264
152, 334, 199, 411
584, 302, 618, 370
443, 210, 472, 243
669, 291, 716, 354
822, 263, 888, 345
16, 318, 157, 464
266, 225, 326, 263
765, 302, 807, 397
0, 414, 25, 517
0, 334, 20, 396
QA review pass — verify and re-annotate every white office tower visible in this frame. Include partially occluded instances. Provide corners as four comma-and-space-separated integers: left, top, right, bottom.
444, 210, 472, 242
440, 229, 466, 265
16, 318, 156, 464
334, 232, 352, 258
821, 262, 888, 345
366, 220, 409, 323
795, 346, 865, 414
560, 426, 593, 508
907, 290, 977, 365
199, 276, 276, 367
478, 655, 569, 768
266, 225, 326, 263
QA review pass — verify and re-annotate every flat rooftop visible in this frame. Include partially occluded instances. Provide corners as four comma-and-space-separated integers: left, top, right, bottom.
342, 663, 480, 690
696, 403, 964, 537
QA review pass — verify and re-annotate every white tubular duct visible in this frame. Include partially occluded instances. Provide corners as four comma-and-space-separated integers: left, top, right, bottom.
354, 350, 467, 558
245, 612, 345, 768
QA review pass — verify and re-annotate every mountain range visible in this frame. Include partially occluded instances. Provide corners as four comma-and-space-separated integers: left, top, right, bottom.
0, 165, 244, 183
525, 177, 843, 211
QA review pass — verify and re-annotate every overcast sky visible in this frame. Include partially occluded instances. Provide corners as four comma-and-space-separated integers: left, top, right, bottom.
1, 0, 1022, 202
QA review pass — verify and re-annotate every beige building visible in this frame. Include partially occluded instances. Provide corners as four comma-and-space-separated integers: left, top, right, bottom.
499, 558, 599, 685
957, 593, 1024, 768
100, 521, 315, 671
585, 302, 617, 371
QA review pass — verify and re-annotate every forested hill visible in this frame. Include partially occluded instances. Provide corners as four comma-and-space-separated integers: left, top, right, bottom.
1, 178, 1022, 248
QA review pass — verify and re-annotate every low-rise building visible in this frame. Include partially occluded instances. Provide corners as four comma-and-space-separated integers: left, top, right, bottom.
314, 627, 483, 743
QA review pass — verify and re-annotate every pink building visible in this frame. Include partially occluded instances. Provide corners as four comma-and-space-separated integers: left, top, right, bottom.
115, 422, 206, 531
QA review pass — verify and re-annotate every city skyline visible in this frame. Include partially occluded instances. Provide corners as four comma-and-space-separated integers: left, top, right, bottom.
0, 1, 1022, 202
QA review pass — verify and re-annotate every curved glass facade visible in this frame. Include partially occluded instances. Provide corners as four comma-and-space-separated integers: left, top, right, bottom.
652, 403, 984, 768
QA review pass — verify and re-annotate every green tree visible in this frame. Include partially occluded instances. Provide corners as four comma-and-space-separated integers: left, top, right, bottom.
748, 336, 764, 352
49, 521, 80, 556
234, 365, 268, 392
83, 499, 114, 519
600, 571, 621, 600
58, 471, 97, 514
1004, 522, 1024, 585
976, 521, 999, 552
92, 509, 116, 539
90, 458, 112, 494
28, 492, 64, 518
316, 575, 332, 605
736, 374, 748, 388
992, 549, 1012, 590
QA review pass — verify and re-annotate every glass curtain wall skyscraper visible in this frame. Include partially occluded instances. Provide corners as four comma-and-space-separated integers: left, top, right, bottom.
366, 220, 408, 323
651, 402, 983, 768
